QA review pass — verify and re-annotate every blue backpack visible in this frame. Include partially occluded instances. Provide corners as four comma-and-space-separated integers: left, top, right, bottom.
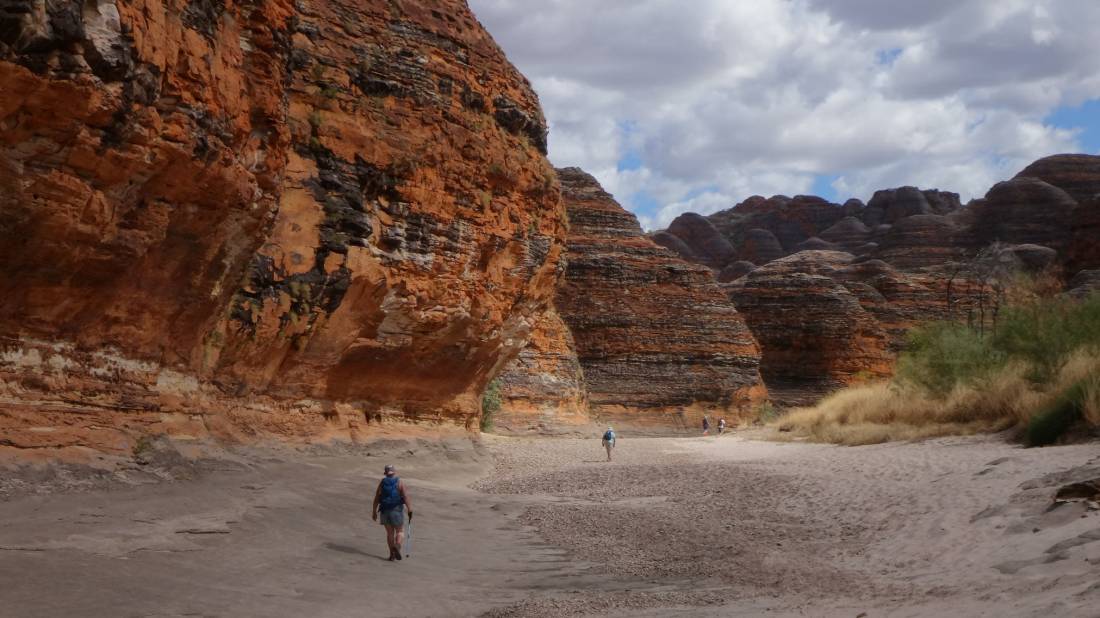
603, 430, 614, 441
379, 477, 403, 510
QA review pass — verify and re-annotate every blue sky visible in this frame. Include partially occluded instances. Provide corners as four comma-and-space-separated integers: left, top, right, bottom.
472, 0, 1100, 229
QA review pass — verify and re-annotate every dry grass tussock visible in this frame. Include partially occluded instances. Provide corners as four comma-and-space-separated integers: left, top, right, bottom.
776, 351, 1100, 446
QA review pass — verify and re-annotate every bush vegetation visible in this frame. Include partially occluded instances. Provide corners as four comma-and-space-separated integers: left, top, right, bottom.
480, 379, 503, 432
775, 292, 1100, 446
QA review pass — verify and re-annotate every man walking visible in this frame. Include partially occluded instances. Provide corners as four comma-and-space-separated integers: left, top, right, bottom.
372, 464, 413, 561
702, 415, 710, 436
601, 426, 616, 461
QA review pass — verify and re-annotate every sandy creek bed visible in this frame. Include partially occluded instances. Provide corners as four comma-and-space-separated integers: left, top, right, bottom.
0, 433, 1097, 617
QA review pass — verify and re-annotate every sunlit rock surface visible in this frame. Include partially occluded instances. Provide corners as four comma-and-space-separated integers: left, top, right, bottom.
0, 0, 565, 452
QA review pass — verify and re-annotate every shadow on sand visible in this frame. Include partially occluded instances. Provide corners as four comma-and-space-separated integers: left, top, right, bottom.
323, 542, 389, 561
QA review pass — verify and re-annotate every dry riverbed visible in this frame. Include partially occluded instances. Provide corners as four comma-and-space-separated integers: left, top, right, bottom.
1, 433, 1098, 617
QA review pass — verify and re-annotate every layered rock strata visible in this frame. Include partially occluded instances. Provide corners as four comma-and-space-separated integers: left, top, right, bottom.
1069, 197, 1100, 272
862, 187, 961, 226
663, 213, 735, 268
1015, 154, 1100, 204
727, 252, 892, 404
547, 168, 766, 429
492, 308, 589, 433
966, 178, 1077, 253
656, 154, 1100, 406
725, 251, 984, 406
0, 0, 565, 453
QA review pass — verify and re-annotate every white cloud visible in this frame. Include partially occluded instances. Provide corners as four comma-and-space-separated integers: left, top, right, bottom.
469, 0, 1100, 229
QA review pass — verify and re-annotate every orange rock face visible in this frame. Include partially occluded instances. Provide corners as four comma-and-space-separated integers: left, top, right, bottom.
0, 0, 564, 453
549, 168, 766, 429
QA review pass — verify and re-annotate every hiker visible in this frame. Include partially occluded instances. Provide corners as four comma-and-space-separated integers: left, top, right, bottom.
702, 415, 710, 436
718, 418, 727, 434
601, 426, 616, 461
372, 464, 413, 561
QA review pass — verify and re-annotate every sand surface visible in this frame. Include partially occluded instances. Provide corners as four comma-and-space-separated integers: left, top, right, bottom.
1, 434, 1098, 617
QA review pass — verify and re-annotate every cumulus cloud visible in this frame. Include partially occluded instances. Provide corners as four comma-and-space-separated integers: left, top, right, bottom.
469, 0, 1100, 229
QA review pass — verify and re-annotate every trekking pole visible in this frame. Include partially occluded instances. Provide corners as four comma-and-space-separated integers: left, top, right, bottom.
405, 519, 413, 558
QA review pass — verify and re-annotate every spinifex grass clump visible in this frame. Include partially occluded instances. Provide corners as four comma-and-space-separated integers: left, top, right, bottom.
777, 293, 1100, 446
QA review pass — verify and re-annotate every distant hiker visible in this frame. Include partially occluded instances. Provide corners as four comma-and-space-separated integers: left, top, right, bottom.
602, 426, 616, 461
702, 415, 710, 436
718, 418, 727, 434
372, 464, 413, 561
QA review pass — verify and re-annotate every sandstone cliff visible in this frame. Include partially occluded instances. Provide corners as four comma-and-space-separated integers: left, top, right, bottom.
545, 168, 766, 429
0, 0, 565, 453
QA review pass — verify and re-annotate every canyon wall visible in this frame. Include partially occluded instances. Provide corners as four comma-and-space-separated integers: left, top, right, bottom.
496, 168, 765, 431
492, 307, 588, 433
0, 0, 565, 454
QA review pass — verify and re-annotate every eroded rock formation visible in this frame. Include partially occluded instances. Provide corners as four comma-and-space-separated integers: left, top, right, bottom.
0, 0, 565, 453
492, 307, 589, 433
725, 252, 891, 405
656, 155, 1100, 406
863, 187, 961, 226
967, 178, 1077, 253
538, 168, 766, 428
1069, 197, 1100, 272
1015, 154, 1100, 204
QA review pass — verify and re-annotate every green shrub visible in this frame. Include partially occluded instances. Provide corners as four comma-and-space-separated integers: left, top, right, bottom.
756, 401, 780, 423
895, 294, 1100, 396
895, 322, 1006, 395
480, 379, 502, 432
1026, 380, 1088, 446
995, 294, 1100, 382
132, 435, 155, 458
